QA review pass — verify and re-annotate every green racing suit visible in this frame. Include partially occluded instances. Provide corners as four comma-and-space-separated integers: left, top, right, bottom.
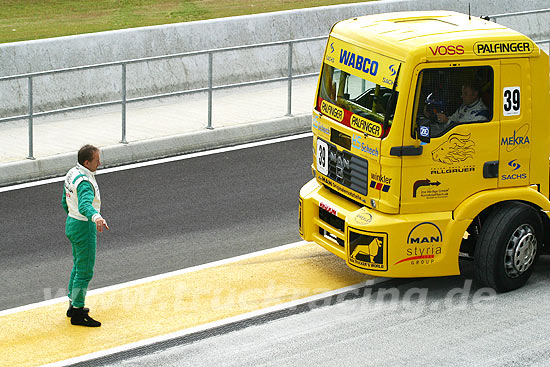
61, 164, 102, 308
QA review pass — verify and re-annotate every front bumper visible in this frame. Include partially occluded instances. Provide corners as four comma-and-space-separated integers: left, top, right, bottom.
299, 179, 464, 278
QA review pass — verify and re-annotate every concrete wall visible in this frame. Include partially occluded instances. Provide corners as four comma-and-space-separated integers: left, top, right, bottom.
1, 0, 549, 117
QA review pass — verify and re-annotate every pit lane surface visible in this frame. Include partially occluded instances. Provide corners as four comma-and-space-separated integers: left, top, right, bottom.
0, 135, 313, 311
5, 134, 550, 366
102, 257, 550, 367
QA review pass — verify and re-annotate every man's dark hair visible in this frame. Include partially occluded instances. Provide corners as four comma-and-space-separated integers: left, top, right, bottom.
78, 144, 99, 165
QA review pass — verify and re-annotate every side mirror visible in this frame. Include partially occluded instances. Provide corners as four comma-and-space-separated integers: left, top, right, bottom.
417, 120, 431, 143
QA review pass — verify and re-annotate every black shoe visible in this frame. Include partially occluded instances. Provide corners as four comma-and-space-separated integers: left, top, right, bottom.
66, 301, 89, 317
70, 307, 101, 327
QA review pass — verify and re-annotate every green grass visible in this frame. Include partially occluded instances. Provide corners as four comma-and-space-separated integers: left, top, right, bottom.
0, 0, 373, 44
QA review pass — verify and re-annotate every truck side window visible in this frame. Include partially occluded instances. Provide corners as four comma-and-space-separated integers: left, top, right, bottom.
412, 66, 494, 138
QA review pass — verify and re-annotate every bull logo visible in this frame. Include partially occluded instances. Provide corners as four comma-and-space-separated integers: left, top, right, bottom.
431, 133, 475, 164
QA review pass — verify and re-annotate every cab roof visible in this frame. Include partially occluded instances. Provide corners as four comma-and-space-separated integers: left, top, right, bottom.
331, 11, 539, 61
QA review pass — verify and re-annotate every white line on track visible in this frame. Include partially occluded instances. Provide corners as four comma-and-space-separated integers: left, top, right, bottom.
0, 132, 313, 193
0, 240, 308, 317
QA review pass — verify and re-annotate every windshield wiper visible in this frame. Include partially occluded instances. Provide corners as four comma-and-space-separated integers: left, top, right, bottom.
383, 63, 401, 134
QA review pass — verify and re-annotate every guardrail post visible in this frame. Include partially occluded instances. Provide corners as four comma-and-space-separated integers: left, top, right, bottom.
120, 63, 128, 144
207, 52, 214, 129
287, 42, 293, 116
27, 76, 35, 160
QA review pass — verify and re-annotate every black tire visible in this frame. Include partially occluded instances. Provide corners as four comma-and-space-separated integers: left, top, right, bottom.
474, 202, 542, 293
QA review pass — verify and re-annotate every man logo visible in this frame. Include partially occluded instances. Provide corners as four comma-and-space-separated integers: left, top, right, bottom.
407, 222, 443, 244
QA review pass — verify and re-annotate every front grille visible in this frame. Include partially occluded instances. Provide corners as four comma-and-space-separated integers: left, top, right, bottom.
319, 207, 345, 247
324, 140, 369, 196
319, 207, 344, 232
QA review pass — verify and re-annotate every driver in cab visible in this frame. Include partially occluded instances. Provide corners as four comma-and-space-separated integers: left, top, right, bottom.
424, 81, 490, 135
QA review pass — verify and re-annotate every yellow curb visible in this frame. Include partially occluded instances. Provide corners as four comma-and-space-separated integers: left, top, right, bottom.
0, 243, 370, 366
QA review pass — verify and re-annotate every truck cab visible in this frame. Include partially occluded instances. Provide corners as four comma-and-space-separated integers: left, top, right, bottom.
299, 11, 550, 292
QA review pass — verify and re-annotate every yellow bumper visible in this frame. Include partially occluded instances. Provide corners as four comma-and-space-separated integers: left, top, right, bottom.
299, 179, 468, 278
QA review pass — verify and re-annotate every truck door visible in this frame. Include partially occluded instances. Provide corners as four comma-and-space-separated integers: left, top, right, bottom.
498, 58, 531, 187
400, 61, 500, 213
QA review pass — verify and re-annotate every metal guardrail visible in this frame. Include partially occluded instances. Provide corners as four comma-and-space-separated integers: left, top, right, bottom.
489, 8, 550, 20
0, 36, 327, 159
1, 8, 550, 160
489, 8, 550, 47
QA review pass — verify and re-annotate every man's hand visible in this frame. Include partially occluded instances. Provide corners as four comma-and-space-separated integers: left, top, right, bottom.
436, 112, 449, 124
95, 218, 109, 232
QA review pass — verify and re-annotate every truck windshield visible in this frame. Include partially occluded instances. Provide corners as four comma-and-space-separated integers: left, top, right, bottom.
317, 64, 398, 133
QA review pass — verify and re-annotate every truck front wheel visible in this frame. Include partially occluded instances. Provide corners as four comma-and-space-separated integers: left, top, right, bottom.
474, 202, 542, 293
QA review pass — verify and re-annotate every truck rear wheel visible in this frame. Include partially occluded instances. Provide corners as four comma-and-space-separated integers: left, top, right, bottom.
474, 202, 542, 293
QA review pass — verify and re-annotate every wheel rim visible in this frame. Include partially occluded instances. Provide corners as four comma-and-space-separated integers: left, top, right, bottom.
504, 224, 537, 278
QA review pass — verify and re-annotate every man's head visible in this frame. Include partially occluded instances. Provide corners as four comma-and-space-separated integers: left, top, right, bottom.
78, 144, 100, 172
461, 81, 481, 106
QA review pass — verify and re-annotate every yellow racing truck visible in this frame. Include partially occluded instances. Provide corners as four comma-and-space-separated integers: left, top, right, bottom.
299, 11, 550, 292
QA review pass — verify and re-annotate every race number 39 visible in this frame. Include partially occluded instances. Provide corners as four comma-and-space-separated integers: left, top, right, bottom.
503, 87, 520, 116
316, 139, 329, 176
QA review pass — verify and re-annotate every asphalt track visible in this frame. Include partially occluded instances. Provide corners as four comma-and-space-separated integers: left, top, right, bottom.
4, 134, 550, 366
0, 135, 313, 311
0, 134, 382, 366
104, 257, 550, 367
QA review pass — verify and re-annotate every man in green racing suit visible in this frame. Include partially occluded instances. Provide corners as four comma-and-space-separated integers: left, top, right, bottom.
62, 144, 109, 327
